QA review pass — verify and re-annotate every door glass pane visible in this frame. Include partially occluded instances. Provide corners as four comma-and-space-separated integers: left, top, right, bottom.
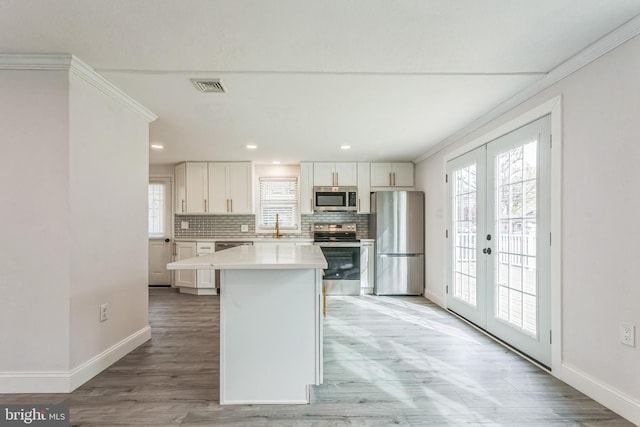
452, 164, 477, 307
148, 183, 165, 237
494, 141, 538, 336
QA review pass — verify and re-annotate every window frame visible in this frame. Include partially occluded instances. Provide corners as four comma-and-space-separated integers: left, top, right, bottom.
255, 175, 301, 235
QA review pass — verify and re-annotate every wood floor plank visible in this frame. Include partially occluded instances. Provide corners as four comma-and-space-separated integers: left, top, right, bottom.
0, 288, 633, 426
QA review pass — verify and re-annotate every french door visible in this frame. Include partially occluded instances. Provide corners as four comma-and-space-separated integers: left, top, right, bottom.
447, 115, 551, 367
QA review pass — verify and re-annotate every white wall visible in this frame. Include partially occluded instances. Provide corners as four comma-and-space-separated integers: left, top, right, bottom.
0, 56, 154, 392
68, 73, 150, 369
0, 70, 71, 373
415, 35, 640, 422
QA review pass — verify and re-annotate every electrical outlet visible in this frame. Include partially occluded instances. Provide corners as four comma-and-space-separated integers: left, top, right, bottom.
100, 303, 108, 322
181, 221, 189, 230
240, 224, 249, 232
620, 323, 635, 347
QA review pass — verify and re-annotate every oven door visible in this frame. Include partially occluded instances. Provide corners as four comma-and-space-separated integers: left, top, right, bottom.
317, 244, 361, 295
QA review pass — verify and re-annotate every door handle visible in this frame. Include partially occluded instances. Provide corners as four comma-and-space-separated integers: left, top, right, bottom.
483, 248, 492, 255
164, 238, 170, 243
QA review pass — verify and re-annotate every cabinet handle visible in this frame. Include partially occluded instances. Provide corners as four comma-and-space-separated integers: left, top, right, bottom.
389, 172, 392, 186
172, 242, 177, 257
393, 172, 396, 186
181, 200, 185, 212
323, 284, 327, 317
230, 199, 233, 212
310, 198, 313, 211
204, 199, 208, 212
357, 199, 360, 212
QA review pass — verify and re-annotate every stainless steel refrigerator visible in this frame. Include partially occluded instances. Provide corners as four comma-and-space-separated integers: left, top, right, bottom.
369, 191, 424, 295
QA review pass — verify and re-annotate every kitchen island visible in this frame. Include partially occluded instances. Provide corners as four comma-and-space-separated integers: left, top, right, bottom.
167, 244, 327, 405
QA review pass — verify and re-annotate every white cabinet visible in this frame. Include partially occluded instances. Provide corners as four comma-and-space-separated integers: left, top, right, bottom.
300, 162, 314, 214
313, 162, 357, 187
196, 242, 216, 293
360, 241, 375, 295
370, 162, 414, 188
175, 163, 187, 213
186, 162, 208, 213
174, 241, 196, 288
208, 162, 253, 214
357, 162, 371, 214
175, 162, 253, 214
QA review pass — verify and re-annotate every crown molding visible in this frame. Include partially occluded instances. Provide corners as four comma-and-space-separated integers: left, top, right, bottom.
414, 13, 640, 163
68, 55, 157, 122
0, 53, 73, 70
0, 53, 157, 123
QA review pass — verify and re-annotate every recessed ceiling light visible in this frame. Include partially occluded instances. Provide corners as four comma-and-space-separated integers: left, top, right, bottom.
272, 161, 281, 164
151, 144, 164, 150
246, 144, 257, 149
340, 145, 351, 150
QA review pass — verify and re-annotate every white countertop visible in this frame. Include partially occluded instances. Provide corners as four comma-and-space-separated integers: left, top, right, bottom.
167, 244, 328, 270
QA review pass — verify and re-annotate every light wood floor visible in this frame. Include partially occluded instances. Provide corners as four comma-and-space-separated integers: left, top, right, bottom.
2, 288, 632, 426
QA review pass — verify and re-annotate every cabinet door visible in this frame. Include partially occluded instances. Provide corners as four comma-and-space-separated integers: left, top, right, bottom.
392, 163, 414, 187
360, 242, 375, 294
334, 162, 357, 186
313, 162, 335, 186
299, 162, 314, 214
196, 268, 215, 288
357, 162, 370, 213
175, 163, 186, 213
208, 163, 228, 213
227, 163, 253, 214
175, 242, 196, 288
370, 163, 393, 187
186, 162, 208, 213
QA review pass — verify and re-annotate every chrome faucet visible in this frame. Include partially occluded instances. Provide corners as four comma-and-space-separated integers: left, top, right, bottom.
275, 213, 283, 238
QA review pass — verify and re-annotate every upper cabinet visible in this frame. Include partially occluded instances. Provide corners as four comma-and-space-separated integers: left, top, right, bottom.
208, 162, 253, 214
357, 162, 371, 214
175, 162, 253, 214
186, 162, 208, 213
313, 162, 357, 187
370, 162, 414, 188
299, 162, 314, 214
175, 162, 187, 213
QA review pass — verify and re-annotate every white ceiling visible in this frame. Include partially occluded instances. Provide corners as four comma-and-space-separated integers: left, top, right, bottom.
2, 1, 640, 165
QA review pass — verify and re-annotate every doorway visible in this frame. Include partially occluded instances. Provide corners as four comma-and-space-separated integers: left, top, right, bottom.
149, 177, 173, 286
446, 115, 551, 367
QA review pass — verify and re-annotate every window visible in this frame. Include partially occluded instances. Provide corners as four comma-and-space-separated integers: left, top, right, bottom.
148, 183, 165, 237
258, 177, 299, 232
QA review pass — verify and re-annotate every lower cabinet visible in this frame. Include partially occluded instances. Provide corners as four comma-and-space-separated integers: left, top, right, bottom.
360, 241, 375, 295
174, 241, 196, 288
174, 241, 218, 295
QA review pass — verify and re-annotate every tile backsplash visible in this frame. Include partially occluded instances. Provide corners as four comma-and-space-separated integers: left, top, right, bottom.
174, 212, 369, 239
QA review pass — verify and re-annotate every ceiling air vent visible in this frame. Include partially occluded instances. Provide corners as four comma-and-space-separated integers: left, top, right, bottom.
191, 79, 226, 93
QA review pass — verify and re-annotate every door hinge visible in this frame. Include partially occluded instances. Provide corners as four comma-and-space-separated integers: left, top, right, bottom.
446, 229, 449, 238
550, 134, 553, 148
550, 330, 552, 344
445, 174, 448, 183
550, 232, 552, 245
446, 285, 449, 294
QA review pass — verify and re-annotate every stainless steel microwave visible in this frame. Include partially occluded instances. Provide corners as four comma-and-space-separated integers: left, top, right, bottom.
313, 186, 358, 211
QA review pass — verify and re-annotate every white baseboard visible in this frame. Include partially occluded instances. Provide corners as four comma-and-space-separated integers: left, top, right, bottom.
423, 289, 445, 308
0, 325, 151, 393
69, 325, 151, 391
559, 362, 640, 425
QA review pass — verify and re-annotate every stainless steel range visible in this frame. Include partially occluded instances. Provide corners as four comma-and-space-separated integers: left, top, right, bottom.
313, 223, 360, 295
